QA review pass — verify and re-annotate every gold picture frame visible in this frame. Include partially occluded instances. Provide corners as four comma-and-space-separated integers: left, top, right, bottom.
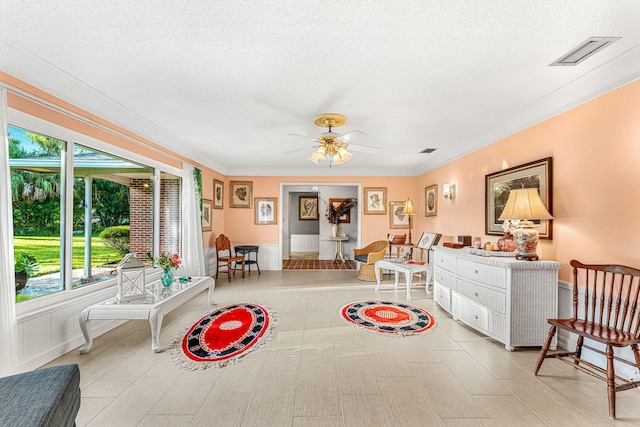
329, 198, 351, 223
364, 187, 386, 215
255, 197, 277, 225
230, 181, 253, 208
425, 184, 437, 217
299, 197, 319, 220
389, 201, 409, 229
213, 179, 224, 209
202, 199, 212, 231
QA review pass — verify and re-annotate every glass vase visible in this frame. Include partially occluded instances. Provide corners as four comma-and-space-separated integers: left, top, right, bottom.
161, 268, 174, 287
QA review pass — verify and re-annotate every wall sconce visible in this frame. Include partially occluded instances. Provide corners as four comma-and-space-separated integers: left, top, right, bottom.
443, 183, 456, 200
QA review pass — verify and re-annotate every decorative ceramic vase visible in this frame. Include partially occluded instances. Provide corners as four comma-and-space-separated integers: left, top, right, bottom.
161, 268, 174, 287
497, 231, 516, 252
511, 221, 540, 260
331, 223, 339, 238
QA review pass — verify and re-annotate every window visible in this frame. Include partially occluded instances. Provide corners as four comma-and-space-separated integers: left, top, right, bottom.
8, 124, 183, 303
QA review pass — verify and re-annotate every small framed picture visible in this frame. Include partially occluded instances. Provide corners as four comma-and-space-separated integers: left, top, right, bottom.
213, 179, 224, 209
230, 181, 252, 208
202, 199, 212, 231
329, 198, 351, 223
255, 198, 277, 225
299, 197, 319, 220
389, 201, 409, 229
425, 184, 437, 217
416, 232, 441, 250
364, 187, 386, 215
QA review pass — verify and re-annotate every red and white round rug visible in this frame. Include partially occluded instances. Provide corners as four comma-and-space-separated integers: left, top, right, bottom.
340, 300, 436, 336
170, 303, 275, 370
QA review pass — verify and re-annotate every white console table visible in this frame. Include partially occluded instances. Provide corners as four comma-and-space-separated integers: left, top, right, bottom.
433, 246, 560, 351
374, 259, 431, 300
79, 276, 215, 353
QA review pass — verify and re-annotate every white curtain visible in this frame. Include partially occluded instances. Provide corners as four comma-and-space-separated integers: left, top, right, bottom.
0, 87, 19, 376
181, 163, 205, 276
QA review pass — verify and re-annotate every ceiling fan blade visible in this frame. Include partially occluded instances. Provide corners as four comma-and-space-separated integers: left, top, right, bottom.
289, 133, 320, 142
335, 130, 366, 144
347, 143, 380, 154
284, 146, 313, 154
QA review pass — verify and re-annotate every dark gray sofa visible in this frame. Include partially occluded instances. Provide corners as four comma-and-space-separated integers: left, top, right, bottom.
0, 363, 80, 427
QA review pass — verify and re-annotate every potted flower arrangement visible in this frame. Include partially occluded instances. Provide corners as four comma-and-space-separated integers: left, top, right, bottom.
327, 198, 357, 237
15, 253, 40, 292
146, 251, 181, 286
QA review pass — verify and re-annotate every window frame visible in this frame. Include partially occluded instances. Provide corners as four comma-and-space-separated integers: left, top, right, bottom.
9, 109, 184, 316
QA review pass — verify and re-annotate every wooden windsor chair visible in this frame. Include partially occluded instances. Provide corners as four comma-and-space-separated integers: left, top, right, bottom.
534, 260, 640, 419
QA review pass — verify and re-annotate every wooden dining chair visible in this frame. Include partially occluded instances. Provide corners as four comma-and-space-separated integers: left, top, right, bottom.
215, 234, 245, 282
534, 260, 640, 419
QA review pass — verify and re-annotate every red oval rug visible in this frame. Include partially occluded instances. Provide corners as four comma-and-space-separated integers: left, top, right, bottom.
340, 300, 436, 336
169, 303, 275, 370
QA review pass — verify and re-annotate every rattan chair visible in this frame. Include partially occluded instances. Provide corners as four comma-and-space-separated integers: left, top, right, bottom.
353, 240, 390, 281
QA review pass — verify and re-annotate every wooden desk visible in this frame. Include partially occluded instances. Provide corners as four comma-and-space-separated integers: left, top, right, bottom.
328, 235, 349, 262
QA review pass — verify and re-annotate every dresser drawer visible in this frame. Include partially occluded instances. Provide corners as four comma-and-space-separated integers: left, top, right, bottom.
456, 258, 506, 289
434, 266, 455, 290
455, 278, 506, 314
434, 252, 455, 273
452, 293, 488, 332
434, 281, 451, 313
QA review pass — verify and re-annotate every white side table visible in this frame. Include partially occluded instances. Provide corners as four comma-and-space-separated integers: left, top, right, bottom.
374, 259, 431, 300
79, 276, 215, 353
328, 235, 349, 262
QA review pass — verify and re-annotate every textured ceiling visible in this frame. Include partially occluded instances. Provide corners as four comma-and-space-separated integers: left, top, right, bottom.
1, 1, 640, 176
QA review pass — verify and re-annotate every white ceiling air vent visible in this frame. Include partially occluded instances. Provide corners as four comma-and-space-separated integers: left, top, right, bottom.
550, 37, 621, 66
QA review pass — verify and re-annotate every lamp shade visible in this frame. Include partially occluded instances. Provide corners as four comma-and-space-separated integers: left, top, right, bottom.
498, 188, 552, 221
402, 198, 416, 215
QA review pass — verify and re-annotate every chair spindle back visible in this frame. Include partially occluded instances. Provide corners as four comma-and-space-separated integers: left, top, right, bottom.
571, 260, 640, 338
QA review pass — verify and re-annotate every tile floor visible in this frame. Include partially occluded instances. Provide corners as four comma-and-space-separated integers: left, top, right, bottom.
48, 270, 640, 426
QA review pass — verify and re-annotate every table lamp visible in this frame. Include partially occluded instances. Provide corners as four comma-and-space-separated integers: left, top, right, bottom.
402, 198, 417, 246
498, 188, 553, 261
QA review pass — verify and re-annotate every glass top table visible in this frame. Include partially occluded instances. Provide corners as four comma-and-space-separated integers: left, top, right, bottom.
78, 276, 215, 353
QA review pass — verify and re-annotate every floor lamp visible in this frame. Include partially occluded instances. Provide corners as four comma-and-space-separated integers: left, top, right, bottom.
402, 198, 416, 257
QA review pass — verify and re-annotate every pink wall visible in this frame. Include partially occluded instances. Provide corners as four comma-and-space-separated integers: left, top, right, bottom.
417, 78, 640, 281
6, 71, 639, 282
220, 176, 419, 245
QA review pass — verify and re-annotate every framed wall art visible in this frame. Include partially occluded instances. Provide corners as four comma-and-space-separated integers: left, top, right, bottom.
255, 197, 277, 225
230, 181, 253, 208
389, 201, 409, 229
364, 187, 386, 215
425, 184, 437, 217
299, 196, 319, 220
329, 198, 351, 223
416, 232, 441, 250
202, 199, 212, 231
213, 179, 224, 209
485, 157, 553, 238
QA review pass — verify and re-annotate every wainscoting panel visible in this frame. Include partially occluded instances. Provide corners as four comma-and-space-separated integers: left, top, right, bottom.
290, 234, 320, 252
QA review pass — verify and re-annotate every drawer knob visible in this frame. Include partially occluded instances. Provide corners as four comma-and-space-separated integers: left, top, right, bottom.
474, 292, 479, 297
474, 269, 479, 274
473, 315, 478, 320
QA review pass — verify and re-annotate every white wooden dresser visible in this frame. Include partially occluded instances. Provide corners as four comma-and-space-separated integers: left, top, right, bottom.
433, 246, 561, 351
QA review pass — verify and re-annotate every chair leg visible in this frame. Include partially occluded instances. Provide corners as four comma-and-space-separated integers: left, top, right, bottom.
574, 335, 584, 368
606, 345, 616, 419
227, 261, 232, 282
534, 325, 556, 375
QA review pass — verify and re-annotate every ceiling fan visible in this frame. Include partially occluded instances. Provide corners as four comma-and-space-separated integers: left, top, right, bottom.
289, 113, 380, 166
